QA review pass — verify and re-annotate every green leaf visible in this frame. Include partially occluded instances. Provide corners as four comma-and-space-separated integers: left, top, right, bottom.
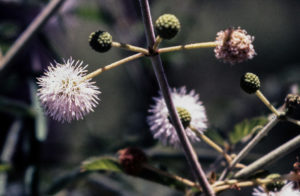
81, 157, 122, 172
229, 116, 268, 145
48, 156, 191, 194
0, 164, 11, 172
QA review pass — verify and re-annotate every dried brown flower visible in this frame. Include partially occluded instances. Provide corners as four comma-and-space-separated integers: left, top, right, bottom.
214, 27, 256, 64
118, 147, 147, 175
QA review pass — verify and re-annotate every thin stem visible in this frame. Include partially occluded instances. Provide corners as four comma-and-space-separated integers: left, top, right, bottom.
158, 41, 217, 54
153, 36, 162, 50
190, 126, 232, 164
213, 178, 275, 193
111, 42, 149, 55
83, 53, 144, 81
138, 1, 215, 195
286, 117, 300, 127
255, 90, 281, 117
218, 116, 279, 181
0, 0, 66, 71
234, 134, 300, 179
142, 164, 197, 187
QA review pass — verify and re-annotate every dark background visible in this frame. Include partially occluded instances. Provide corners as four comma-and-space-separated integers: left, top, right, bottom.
0, 0, 299, 195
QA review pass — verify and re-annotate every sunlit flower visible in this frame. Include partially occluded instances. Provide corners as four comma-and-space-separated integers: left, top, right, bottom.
37, 58, 100, 123
147, 87, 207, 147
214, 27, 256, 64
253, 182, 300, 196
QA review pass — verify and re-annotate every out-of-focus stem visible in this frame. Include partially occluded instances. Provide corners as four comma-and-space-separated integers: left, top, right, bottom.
158, 41, 217, 53
218, 116, 279, 181
142, 164, 197, 187
234, 134, 300, 179
138, 0, 215, 195
111, 42, 149, 55
83, 53, 144, 81
0, 0, 66, 71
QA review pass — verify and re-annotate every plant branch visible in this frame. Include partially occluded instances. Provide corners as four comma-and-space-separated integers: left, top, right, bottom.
138, 1, 215, 195
83, 53, 144, 81
218, 116, 279, 181
212, 177, 275, 193
255, 90, 281, 117
0, 0, 66, 71
142, 164, 197, 188
158, 41, 217, 54
111, 42, 149, 55
190, 126, 232, 164
234, 134, 300, 179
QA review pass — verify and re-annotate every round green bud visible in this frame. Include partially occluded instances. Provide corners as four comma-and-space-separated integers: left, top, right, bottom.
89, 31, 112, 52
240, 72, 260, 94
155, 14, 180, 39
265, 174, 285, 192
168, 107, 191, 129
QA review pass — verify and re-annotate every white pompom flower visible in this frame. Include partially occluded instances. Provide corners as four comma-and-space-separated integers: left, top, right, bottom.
147, 87, 208, 147
37, 58, 100, 123
253, 182, 300, 196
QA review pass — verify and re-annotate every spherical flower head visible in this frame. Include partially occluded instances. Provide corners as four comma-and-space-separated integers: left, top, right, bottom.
147, 87, 207, 148
155, 14, 181, 39
214, 27, 256, 64
37, 58, 100, 123
89, 30, 112, 53
240, 72, 261, 94
118, 147, 147, 175
252, 182, 300, 196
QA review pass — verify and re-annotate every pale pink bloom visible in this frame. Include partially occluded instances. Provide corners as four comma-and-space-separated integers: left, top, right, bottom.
147, 87, 207, 147
253, 182, 300, 196
214, 27, 256, 64
37, 58, 100, 123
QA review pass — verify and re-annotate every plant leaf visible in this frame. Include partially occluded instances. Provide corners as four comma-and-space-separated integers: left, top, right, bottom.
229, 116, 268, 145
0, 164, 11, 172
81, 157, 122, 172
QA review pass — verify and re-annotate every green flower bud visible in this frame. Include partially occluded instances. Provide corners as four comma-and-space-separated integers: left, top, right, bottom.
265, 174, 285, 192
155, 14, 180, 39
240, 72, 260, 94
168, 107, 192, 129
89, 31, 112, 52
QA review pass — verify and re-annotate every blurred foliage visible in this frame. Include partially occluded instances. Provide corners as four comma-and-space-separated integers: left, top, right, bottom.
228, 116, 268, 145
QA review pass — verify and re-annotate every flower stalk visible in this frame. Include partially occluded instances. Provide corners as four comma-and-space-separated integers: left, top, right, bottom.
111, 42, 149, 55
190, 126, 232, 164
153, 36, 162, 50
139, 0, 215, 195
255, 90, 281, 117
158, 42, 217, 53
83, 53, 144, 81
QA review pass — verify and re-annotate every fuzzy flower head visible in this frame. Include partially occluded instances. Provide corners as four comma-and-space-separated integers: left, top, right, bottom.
253, 182, 300, 196
214, 27, 256, 64
147, 87, 207, 147
37, 58, 100, 123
